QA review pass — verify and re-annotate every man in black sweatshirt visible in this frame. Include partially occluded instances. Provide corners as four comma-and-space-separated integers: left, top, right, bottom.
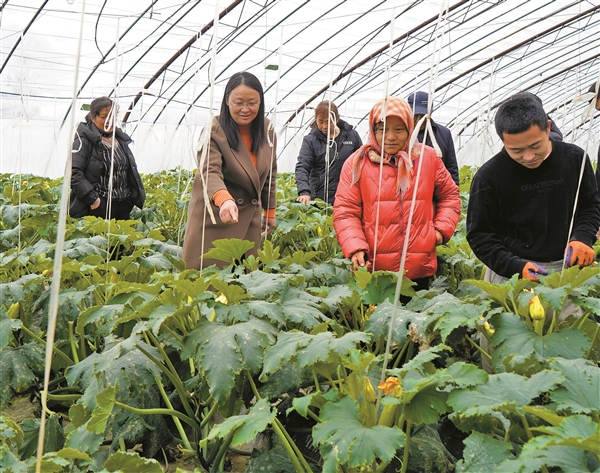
466, 93, 600, 282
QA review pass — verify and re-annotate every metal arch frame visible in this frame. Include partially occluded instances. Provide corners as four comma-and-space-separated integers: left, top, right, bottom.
106, 0, 203, 100
277, 0, 508, 151
327, 0, 591, 121
266, 0, 428, 108
438, 15, 600, 130
0, 0, 49, 75
122, 0, 245, 124
171, 0, 313, 127
138, 0, 283, 127
275, 0, 496, 155
262, 0, 403, 95
338, 4, 600, 131
454, 54, 600, 137
282, 0, 473, 126
448, 36, 600, 133
60, 1, 160, 126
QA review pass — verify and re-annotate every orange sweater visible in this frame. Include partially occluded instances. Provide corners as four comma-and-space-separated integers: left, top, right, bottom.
212, 126, 275, 219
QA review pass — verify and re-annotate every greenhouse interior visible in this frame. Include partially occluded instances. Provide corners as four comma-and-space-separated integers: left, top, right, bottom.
1, 1, 600, 472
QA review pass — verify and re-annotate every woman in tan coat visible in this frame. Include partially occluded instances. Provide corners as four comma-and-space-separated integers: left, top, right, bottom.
183, 71, 277, 269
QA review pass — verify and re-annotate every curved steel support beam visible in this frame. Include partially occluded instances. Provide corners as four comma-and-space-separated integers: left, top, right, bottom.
122, 0, 244, 123
283, 0, 471, 125
0, 0, 49, 75
60, 0, 159, 126
456, 53, 600, 136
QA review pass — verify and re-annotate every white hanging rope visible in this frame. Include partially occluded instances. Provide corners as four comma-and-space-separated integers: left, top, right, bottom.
104, 17, 122, 284
35, 1, 86, 471
262, 25, 283, 241
198, 0, 220, 270
371, 8, 396, 271
377, 1, 449, 403
560, 76, 599, 278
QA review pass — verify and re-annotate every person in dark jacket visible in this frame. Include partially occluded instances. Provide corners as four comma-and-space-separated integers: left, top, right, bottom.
407, 91, 459, 185
295, 101, 362, 205
466, 93, 600, 284
70, 96, 145, 219
588, 81, 600, 186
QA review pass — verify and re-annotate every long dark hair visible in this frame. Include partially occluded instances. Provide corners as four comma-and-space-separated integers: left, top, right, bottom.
219, 72, 266, 154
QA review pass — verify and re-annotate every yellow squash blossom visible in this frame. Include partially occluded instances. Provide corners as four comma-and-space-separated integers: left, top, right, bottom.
529, 295, 545, 321
378, 376, 403, 397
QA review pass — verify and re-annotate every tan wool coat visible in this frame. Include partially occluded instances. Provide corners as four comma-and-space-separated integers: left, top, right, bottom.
183, 116, 277, 269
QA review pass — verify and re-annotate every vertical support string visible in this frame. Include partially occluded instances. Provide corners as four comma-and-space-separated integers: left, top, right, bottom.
371, 8, 396, 270
376, 1, 448, 407
198, 0, 220, 270
35, 1, 86, 471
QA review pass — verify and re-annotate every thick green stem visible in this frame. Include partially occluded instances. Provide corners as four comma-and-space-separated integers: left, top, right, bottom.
466, 335, 492, 360
392, 340, 411, 369
114, 400, 196, 428
136, 342, 195, 420
585, 324, 600, 359
155, 375, 192, 450
245, 371, 311, 473
399, 421, 412, 473
68, 321, 79, 364
20, 325, 73, 365
312, 369, 321, 392
200, 402, 219, 428
47, 393, 81, 402
576, 311, 591, 330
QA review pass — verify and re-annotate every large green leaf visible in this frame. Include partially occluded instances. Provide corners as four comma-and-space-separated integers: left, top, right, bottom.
207, 398, 276, 446
428, 296, 489, 342
246, 440, 300, 473
491, 313, 590, 371
260, 331, 369, 380
0, 342, 44, 409
388, 359, 487, 425
448, 370, 564, 418
0, 446, 27, 473
455, 432, 514, 473
312, 396, 405, 473
103, 451, 163, 473
532, 415, 600, 454
364, 301, 425, 346
0, 417, 23, 450
0, 319, 22, 350
87, 385, 116, 435
277, 286, 328, 329
236, 271, 295, 299
203, 238, 255, 264
19, 415, 64, 458
496, 441, 592, 473
182, 318, 276, 402
549, 358, 600, 415
65, 336, 160, 410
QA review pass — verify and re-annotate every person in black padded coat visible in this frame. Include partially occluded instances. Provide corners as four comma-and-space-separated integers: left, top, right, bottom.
295, 101, 362, 205
70, 96, 145, 219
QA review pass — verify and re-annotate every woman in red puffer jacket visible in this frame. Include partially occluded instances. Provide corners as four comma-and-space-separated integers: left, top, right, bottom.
333, 96, 460, 287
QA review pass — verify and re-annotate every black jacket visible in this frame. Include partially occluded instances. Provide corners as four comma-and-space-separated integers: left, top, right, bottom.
295, 119, 362, 204
466, 140, 600, 278
417, 120, 459, 185
70, 117, 145, 218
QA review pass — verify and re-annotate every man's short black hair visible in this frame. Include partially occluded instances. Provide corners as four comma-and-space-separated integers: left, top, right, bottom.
494, 93, 548, 139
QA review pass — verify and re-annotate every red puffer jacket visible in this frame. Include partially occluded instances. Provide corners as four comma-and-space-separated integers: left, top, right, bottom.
333, 145, 461, 279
